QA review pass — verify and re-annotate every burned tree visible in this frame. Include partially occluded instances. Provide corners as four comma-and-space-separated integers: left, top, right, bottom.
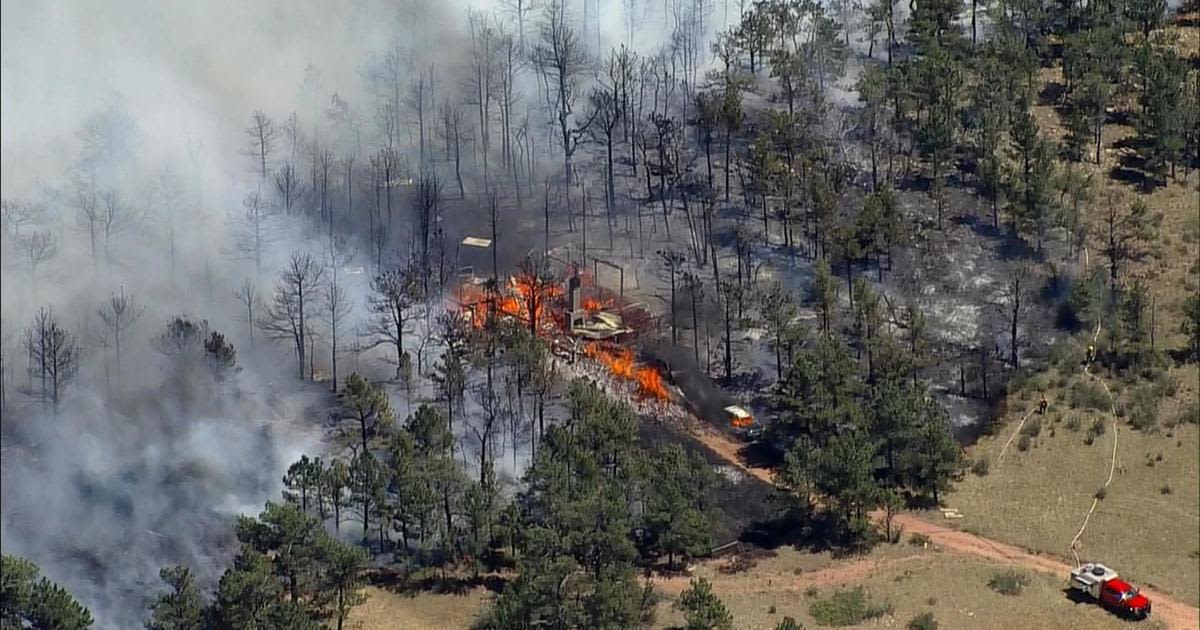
232, 190, 277, 278
412, 173, 442, 270
97, 287, 144, 374
323, 238, 356, 393
246, 110, 278, 180
531, 0, 595, 184
438, 98, 468, 198
364, 263, 424, 380
587, 70, 623, 214
73, 180, 101, 269
20, 230, 58, 285
466, 10, 501, 183
273, 161, 304, 215
1, 198, 46, 240
98, 189, 135, 266
998, 263, 1034, 370
496, 26, 525, 177
23, 308, 81, 412
658, 249, 686, 344
406, 66, 436, 171
234, 278, 260, 351
261, 252, 326, 379
515, 253, 558, 338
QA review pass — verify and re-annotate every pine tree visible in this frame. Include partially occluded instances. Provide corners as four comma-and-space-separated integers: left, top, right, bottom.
1, 555, 94, 630
314, 539, 368, 630
676, 577, 734, 630
1008, 99, 1056, 251
147, 566, 207, 630
645, 446, 716, 568
1137, 48, 1187, 183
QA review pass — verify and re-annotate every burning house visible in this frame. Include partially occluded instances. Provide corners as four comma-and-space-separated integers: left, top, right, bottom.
450, 254, 672, 404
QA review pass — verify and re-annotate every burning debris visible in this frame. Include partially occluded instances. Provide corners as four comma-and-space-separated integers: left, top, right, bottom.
583, 342, 671, 402
451, 255, 672, 404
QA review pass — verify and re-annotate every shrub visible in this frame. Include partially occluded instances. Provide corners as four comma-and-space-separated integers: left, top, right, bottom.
805, 587, 819, 598
1177, 401, 1199, 426
909, 533, 932, 547
1128, 385, 1161, 433
1069, 381, 1109, 410
774, 618, 802, 630
908, 612, 939, 630
987, 571, 1031, 596
1154, 371, 1178, 397
1017, 435, 1032, 452
1049, 338, 1085, 374
1083, 432, 1095, 446
1095, 487, 1107, 500
1092, 418, 1107, 436
1161, 484, 1172, 495
971, 458, 990, 476
1065, 416, 1082, 432
809, 587, 892, 627
1021, 417, 1042, 438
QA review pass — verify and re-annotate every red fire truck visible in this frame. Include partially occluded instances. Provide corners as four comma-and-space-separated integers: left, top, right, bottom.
1069, 563, 1152, 620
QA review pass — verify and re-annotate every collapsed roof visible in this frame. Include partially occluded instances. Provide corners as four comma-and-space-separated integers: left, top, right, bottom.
571, 310, 633, 340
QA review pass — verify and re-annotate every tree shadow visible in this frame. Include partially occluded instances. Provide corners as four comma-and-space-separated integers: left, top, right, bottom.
1108, 136, 1163, 192
1039, 81, 1067, 107
740, 509, 877, 558
951, 213, 1004, 240
370, 570, 509, 597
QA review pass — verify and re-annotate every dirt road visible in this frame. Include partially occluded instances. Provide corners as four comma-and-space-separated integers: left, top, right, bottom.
687, 423, 1200, 630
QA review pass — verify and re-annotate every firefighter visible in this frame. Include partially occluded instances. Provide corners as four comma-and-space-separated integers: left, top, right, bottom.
1038, 393, 1048, 415
1085, 344, 1096, 364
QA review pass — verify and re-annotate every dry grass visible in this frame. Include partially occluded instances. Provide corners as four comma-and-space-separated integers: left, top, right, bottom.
346, 585, 492, 630
651, 546, 1167, 630
949, 383, 1200, 606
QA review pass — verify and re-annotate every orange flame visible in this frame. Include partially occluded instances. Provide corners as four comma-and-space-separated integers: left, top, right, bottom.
731, 414, 754, 429
584, 342, 670, 401
581, 296, 615, 313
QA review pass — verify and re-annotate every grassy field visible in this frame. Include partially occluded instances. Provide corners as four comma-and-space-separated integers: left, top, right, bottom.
652, 543, 1172, 629
348, 541, 1178, 630
346, 584, 493, 630
945, 379, 1199, 606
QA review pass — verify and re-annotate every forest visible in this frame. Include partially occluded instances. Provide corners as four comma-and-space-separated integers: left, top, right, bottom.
1, 0, 1197, 628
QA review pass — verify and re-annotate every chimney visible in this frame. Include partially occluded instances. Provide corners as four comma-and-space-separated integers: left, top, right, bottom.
568, 275, 583, 328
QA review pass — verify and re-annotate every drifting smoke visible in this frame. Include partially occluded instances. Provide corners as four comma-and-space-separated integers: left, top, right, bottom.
0, 0, 734, 625
0, 0, 451, 626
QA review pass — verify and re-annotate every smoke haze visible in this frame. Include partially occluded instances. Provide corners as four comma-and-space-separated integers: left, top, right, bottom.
1, 0, 730, 626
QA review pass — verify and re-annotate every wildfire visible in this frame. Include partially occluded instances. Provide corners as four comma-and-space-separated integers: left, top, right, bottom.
731, 415, 754, 428
457, 271, 567, 333
581, 296, 614, 313
583, 342, 670, 402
